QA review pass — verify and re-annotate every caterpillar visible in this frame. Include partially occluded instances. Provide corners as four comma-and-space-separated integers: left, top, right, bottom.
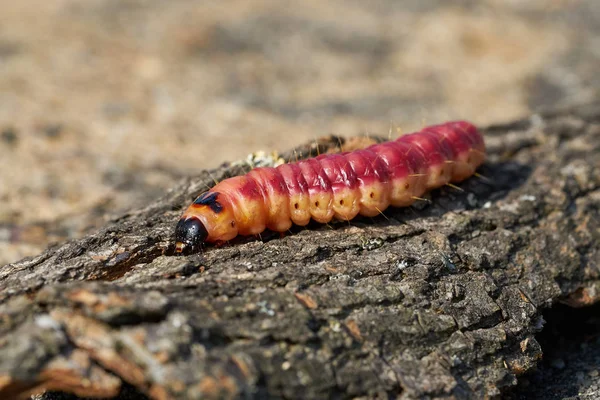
175, 121, 485, 254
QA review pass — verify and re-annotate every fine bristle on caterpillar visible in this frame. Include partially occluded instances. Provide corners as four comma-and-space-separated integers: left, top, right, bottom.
175, 121, 485, 254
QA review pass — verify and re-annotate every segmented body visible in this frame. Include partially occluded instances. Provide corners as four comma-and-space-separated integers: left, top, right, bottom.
175, 121, 485, 254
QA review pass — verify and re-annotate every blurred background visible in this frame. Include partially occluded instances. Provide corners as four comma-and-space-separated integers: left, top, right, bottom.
1, 0, 599, 265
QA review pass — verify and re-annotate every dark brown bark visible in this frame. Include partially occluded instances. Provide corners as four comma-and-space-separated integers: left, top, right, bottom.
1, 105, 599, 399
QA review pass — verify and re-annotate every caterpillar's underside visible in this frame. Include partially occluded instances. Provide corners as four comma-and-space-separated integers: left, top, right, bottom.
175, 121, 485, 254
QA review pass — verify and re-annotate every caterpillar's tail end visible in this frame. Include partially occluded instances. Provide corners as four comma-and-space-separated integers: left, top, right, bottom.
174, 217, 208, 255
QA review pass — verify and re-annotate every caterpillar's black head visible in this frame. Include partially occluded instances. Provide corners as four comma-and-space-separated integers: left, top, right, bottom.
175, 217, 208, 255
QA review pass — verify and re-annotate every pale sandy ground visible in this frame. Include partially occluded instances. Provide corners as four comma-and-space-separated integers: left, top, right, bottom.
1, 0, 598, 264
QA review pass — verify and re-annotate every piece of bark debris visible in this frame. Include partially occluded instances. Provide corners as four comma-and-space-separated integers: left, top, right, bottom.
1, 104, 600, 399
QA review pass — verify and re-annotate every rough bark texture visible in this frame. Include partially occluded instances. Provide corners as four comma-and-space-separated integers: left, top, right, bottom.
1, 105, 599, 399
505, 303, 600, 400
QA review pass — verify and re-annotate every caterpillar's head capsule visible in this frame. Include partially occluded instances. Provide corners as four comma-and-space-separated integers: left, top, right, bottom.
175, 217, 208, 255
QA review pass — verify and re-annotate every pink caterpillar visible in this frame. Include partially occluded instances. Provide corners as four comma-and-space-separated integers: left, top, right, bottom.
175, 121, 485, 254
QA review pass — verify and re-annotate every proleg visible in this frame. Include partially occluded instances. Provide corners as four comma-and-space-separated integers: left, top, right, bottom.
174, 120, 486, 254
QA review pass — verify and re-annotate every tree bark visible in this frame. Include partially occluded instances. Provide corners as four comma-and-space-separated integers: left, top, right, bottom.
1, 104, 599, 399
